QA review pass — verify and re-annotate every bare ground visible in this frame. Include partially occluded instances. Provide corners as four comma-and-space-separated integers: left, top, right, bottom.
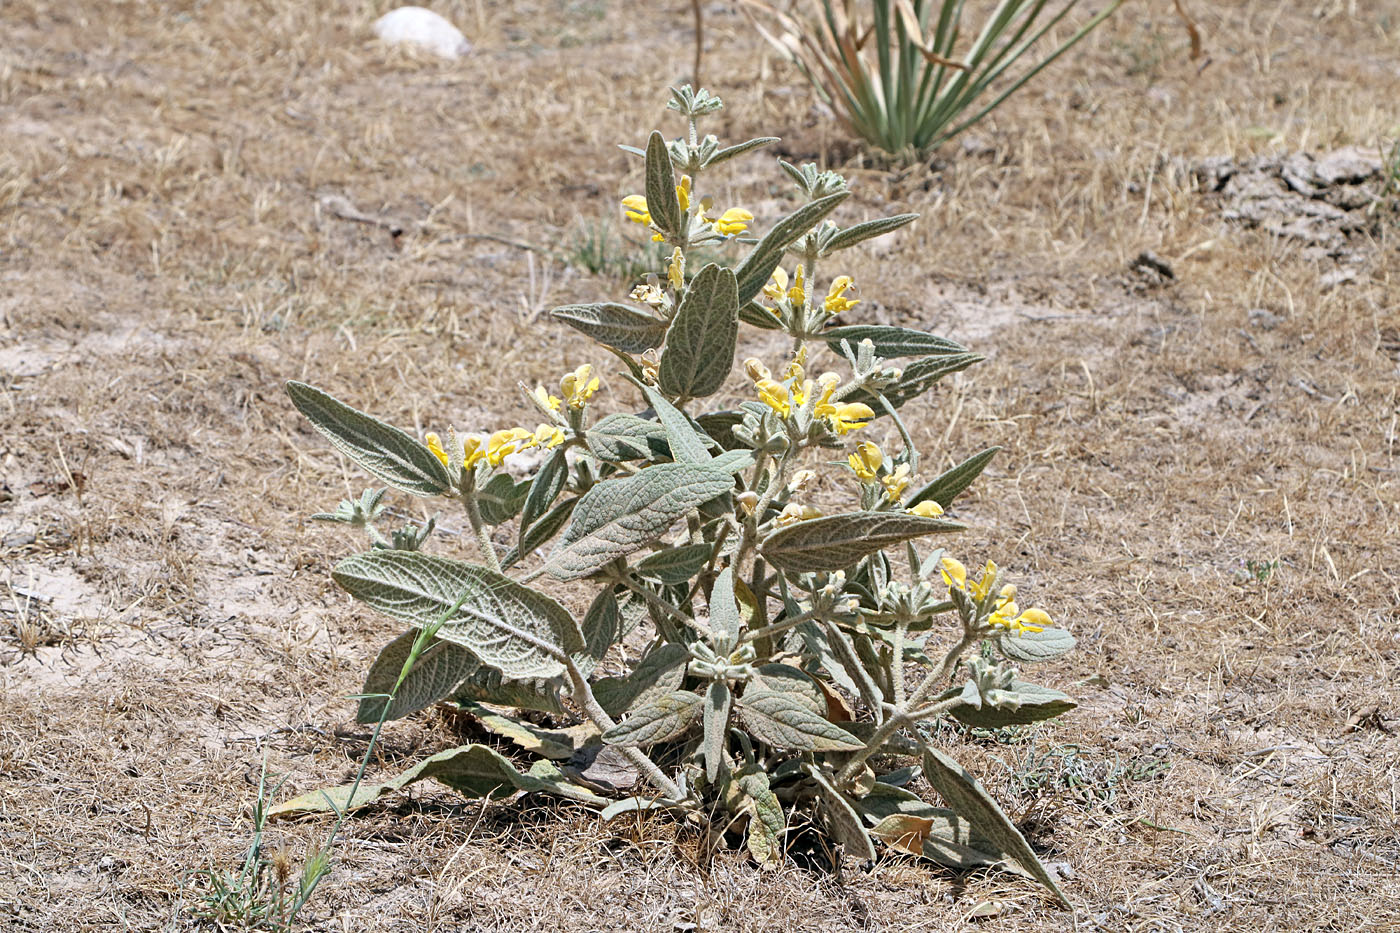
2, 1, 1398, 930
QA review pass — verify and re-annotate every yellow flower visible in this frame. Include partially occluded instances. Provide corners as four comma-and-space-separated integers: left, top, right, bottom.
667, 247, 685, 291
940, 556, 968, 589
676, 175, 692, 213
968, 561, 997, 602
486, 428, 533, 467
744, 358, 772, 382
424, 432, 449, 467
621, 195, 650, 225
463, 436, 487, 469
824, 276, 859, 315
989, 604, 1049, 635
784, 346, 807, 381
881, 463, 911, 502
907, 500, 944, 517
533, 424, 566, 449
788, 469, 816, 492
776, 502, 822, 526
713, 207, 753, 236
755, 377, 792, 417
762, 267, 789, 302
848, 441, 882, 482
630, 282, 665, 306
560, 364, 599, 409
788, 264, 806, 305
790, 378, 814, 407
532, 385, 562, 412
821, 402, 875, 435
996, 584, 1016, 608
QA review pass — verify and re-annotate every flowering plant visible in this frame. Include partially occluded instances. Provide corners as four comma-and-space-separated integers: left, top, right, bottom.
280, 86, 1078, 900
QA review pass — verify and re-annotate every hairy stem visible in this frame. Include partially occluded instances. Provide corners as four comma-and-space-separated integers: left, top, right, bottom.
562, 656, 682, 799
461, 482, 502, 574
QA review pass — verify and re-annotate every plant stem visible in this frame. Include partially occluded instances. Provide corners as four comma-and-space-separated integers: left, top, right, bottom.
618, 573, 717, 644
461, 482, 502, 574
562, 655, 682, 799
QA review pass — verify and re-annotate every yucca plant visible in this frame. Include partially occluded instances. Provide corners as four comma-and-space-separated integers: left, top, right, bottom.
747, 0, 1123, 159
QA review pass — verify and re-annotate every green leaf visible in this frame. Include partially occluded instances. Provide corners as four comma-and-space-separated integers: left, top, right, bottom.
580, 588, 620, 671
947, 682, 1077, 728
454, 699, 579, 760
737, 299, 783, 330
638, 383, 714, 464
587, 413, 670, 462
269, 744, 605, 819
658, 263, 739, 399
709, 566, 742, 653
922, 747, 1069, 904
645, 130, 682, 238
502, 496, 577, 569
450, 667, 564, 714
695, 410, 748, 449
846, 353, 984, 411
822, 324, 967, 359
476, 473, 529, 526
806, 767, 877, 861
748, 663, 827, 716
703, 136, 779, 168
519, 447, 569, 537
601, 690, 702, 746
907, 446, 1001, 511
997, 627, 1076, 665
355, 630, 478, 723
820, 213, 919, 255
637, 543, 713, 585
551, 302, 669, 354
737, 691, 863, 751
708, 449, 756, 474
545, 464, 733, 581
333, 551, 584, 680
735, 767, 785, 865
286, 382, 451, 498
761, 512, 964, 573
592, 641, 688, 718
734, 192, 850, 304
703, 680, 732, 782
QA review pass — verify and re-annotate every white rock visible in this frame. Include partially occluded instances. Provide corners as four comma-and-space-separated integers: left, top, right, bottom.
373, 6, 471, 59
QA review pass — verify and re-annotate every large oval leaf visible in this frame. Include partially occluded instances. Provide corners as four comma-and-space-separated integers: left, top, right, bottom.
587, 413, 670, 462
333, 551, 583, 680
658, 263, 739, 399
545, 464, 733, 580
822, 324, 966, 359
735, 192, 849, 304
601, 690, 703, 746
760, 512, 964, 573
737, 691, 864, 751
286, 382, 451, 497
997, 627, 1076, 664
845, 352, 984, 411
906, 446, 1000, 511
356, 630, 479, 724
551, 302, 668, 354
946, 681, 1077, 728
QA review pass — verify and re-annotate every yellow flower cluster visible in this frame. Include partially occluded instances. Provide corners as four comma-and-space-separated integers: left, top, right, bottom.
761, 267, 859, 317
744, 355, 875, 435
425, 424, 565, 472
534, 363, 599, 412
619, 175, 753, 240
847, 441, 945, 516
940, 558, 1050, 634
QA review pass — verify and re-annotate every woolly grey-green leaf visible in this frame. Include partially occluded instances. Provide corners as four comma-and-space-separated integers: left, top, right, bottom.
997, 627, 1077, 664
734, 192, 849, 304
806, 767, 877, 861
736, 767, 785, 865
502, 495, 577, 569
638, 383, 714, 464
580, 588, 620, 671
450, 667, 564, 715
709, 566, 742, 654
519, 447, 569, 536
760, 512, 964, 573
286, 382, 451, 498
551, 302, 669, 354
737, 691, 864, 751
658, 263, 739, 399
704, 136, 779, 168
333, 551, 583, 680
820, 213, 919, 255
637, 543, 713, 585
645, 130, 682, 238
356, 630, 479, 724
737, 299, 783, 330
587, 413, 671, 462
947, 681, 1077, 728
454, 699, 579, 760
593, 641, 689, 718
601, 690, 703, 746
846, 352, 984, 411
922, 747, 1069, 904
703, 680, 732, 782
907, 446, 1001, 511
822, 324, 967, 359
708, 449, 756, 474
545, 464, 733, 580
695, 410, 748, 449
476, 473, 529, 526
748, 663, 827, 716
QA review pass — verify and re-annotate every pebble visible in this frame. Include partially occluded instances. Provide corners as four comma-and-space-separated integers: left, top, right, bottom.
372, 6, 471, 59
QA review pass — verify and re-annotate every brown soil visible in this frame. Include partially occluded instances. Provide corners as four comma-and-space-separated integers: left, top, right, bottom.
2, 1, 1397, 930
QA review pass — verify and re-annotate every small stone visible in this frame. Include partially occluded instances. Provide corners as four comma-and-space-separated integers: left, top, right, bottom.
1314, 146, 1383, 187
1248, 309, 1282, 330
2, 531, 36, 548
373, 6, 471, 60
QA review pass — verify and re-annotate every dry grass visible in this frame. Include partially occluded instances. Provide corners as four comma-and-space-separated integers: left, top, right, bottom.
2, 0, 1398, 929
